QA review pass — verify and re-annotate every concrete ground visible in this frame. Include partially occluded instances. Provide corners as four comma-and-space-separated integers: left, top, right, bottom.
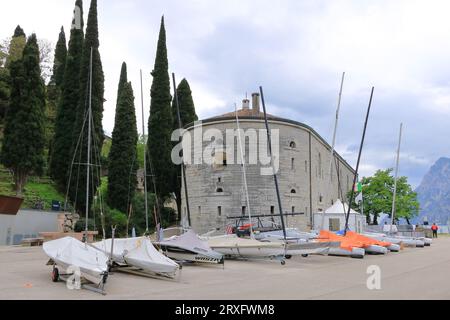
0, 237, 449, 300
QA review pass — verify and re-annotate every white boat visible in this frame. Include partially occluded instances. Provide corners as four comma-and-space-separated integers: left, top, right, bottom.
93, 237, 179, 278
255, 229, 340, 256
155, 229, 224, 264
363, 232, 424, 248
43, 237, 109, 286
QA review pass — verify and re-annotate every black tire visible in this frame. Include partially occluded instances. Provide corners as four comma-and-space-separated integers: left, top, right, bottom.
51, 267, 59, 282
281, 260, 286, 265
301, 254, 308, 258
285, 255, 292, 259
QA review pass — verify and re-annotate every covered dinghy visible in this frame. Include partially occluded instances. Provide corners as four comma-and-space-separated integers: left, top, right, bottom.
156, 230, 224, 264
43, 237, 109, 286
342, 231, 391, 254
317, 231, 365, 258
93, 237, 179, 278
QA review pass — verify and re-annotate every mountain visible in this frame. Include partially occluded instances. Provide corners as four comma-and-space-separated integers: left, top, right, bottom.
414, 157, 450, 225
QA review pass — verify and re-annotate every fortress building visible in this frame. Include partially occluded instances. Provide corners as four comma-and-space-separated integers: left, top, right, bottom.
180, 93, 355, 233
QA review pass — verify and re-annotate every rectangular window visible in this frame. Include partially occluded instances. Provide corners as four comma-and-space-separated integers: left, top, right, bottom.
270, 206, 275, 214
242, 206, 246, 216
291, 158, 295, 170
329, 218, 340, 232
218, 206, 222, 216
292, 206, 295, 213
305, 160, 308, 173
198, 206, 202, 215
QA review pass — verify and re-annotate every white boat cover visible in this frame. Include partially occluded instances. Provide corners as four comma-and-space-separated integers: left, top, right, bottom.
93, 237, 179, 277
156, 230, 224, 262
328, 247, 365, 258
43, 237, 109, 285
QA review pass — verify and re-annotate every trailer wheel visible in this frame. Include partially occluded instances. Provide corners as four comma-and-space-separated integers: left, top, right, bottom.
301, 254, 309, 258
52, 267, 60, 282
281, 260, 286, 266
285, 255, 292, 259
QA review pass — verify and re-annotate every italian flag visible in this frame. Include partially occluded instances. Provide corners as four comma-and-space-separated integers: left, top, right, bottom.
354, 182, 362, 192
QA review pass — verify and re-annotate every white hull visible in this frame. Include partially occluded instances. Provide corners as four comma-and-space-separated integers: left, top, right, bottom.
328, 247, 365, 259
363, 232, 424, 248
43, 237, 109, 286
387, 243, 401, 252
206, 235, 286, 259
93, 237, 179, 278
365, 244, 388, 255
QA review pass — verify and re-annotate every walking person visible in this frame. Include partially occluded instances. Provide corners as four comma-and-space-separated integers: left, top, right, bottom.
431, 223, 438, 238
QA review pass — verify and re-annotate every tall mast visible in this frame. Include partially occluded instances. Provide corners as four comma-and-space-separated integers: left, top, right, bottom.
235, 103, 254, 238
344, 87, 374, 235
390, 123, 403, 234
259, 86, 287, 241
321, 72, 345, 230
84, 47, 93, 243
140, 70, 149, 233
172, 73, 191, 227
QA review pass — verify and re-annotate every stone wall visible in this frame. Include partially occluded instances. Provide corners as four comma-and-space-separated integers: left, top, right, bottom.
181, 118, 355, 234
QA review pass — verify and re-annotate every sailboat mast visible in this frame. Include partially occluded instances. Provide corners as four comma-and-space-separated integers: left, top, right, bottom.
235, 103, 254, 238
259, 86, 287, 241
140, 70, 149, 233
172, 73, 191, 227
344, 87, 374, 235
84, 47, 93, 242
321, 72, 346, 230
390, 123, 403, 234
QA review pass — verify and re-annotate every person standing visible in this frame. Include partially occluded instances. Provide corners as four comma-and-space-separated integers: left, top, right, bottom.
431, 223, 439, 238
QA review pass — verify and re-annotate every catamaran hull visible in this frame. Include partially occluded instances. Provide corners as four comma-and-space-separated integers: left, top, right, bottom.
387, 243, 401, 252
364, 245, 388, 254
328, 247, 365, 259
210, 245, 286, 259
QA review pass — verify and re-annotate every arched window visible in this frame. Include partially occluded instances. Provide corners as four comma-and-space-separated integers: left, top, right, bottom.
289, 141, 296, 148
216, 187, 224, 193
291, 189, 297, 194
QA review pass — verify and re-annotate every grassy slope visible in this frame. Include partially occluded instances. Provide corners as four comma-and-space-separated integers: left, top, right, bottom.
0, 166, 65, 210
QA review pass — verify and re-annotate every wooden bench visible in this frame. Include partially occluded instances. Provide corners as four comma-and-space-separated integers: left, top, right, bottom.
21, 237, 45, 247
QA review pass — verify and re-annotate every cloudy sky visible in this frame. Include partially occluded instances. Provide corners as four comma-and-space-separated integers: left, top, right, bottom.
2, 0, 450, 188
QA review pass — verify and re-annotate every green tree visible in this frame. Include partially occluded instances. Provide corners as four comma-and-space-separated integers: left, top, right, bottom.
171, 78, 198, 217
50, 0, 84, 189
0, 26, 26, 124
107, 63, 138, 213
46, 27, 67, 167
0, 34, 46, 195
70, 0, 105, 214
147, 16, 173, 214
350, 169, 419, 224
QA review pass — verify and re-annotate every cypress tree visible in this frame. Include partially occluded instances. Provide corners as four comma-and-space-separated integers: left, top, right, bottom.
171, 78, 198, 217
50, 27, 67, 88
0, 34, 46, 195
147, 16, 173, 208
50, 0, 84, 189
70, 0, 105, 214
46, 27, 67, 166
0, 26, 26, 123
107, 63, 138, 213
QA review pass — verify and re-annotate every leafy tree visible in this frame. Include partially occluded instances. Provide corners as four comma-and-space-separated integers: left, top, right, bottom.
50, 0, 84, 189
171, 78, 198, 218
147, 16, 173, 214
0, 34, 46, 195
350, 169, 419, 224
107, 63, 138, 213
70, 0, 105, 214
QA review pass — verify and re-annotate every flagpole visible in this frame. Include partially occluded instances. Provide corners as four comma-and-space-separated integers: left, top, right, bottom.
390, 123, 403, 234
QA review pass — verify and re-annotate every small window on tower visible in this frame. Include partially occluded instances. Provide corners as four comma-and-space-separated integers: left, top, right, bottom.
216, 187, 224, 193
242, 206, 246, 216
290, 141, 296, 148
270, 206, 275, 214
291, 189, 297, 194
291, 158, 295, 170
218, 206, 222, 216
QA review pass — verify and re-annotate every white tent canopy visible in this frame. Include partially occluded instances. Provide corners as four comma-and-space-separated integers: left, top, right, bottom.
325, 199, 360, 214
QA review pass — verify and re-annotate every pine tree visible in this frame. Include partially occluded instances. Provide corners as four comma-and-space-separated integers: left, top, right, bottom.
0, 34, 46, 195
46, 27, 67, 166
107, 63, 138, 213
70, 0, 105, 214
50, 0, 84, 189
147, 16, 173, 209
171, 78, 198, 217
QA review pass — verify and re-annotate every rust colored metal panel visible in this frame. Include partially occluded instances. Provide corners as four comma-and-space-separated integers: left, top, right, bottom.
0, 195, 24, 215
